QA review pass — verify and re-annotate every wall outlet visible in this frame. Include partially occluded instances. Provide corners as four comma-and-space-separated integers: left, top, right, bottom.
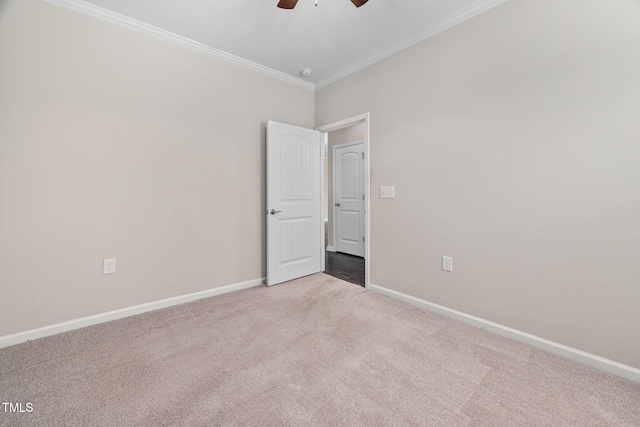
442, 256, 453, 272
103, 258, 116, 275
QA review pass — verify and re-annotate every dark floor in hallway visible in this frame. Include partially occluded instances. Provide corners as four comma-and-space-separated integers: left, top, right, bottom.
325, 251, 365, 287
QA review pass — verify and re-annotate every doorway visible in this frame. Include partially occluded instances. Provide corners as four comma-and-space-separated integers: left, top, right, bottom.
316, 114, 370, 288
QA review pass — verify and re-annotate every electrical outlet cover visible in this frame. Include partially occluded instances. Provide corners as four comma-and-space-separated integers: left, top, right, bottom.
103, 258, 116, 274
442, 256, 453, 272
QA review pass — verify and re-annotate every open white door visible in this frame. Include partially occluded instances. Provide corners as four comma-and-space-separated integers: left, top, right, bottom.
267, 121, 323, 286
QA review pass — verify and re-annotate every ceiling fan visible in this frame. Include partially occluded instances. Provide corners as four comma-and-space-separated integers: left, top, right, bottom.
277, 0, 369, 9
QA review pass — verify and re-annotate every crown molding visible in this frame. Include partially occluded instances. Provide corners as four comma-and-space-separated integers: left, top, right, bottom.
44, 0, 315, 91
44, 0, 507, 92
315, 0, 509, 89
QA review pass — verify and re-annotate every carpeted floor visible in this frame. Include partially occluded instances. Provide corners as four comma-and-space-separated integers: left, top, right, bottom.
1, 273, 639, 426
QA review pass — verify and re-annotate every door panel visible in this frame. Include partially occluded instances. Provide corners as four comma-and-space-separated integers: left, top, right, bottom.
267, 121, 322, 286
334, 142, 365, 257
338, 211, 360, 242
279, 217, 313, 265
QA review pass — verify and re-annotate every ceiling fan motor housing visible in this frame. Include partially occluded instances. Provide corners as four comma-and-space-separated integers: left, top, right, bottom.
277, 0, 369, 9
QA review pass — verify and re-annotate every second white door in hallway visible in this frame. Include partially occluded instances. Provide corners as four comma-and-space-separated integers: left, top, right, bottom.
334, 141, 365, 258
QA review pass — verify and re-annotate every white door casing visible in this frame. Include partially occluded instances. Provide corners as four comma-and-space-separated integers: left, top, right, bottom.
334, 141, 365, 257
266, 121, 323, 286
317, 113, 370, 288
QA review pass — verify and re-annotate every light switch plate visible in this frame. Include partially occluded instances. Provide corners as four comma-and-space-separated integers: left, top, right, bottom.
103, 258, 116, 275
380, 186, 395, 199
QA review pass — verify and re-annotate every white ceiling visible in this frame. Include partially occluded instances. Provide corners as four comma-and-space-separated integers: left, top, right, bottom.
55, 0, 507, 89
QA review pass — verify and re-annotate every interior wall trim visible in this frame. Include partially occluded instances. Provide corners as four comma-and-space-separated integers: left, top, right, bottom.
369, 283, 640, 384
0, 278, 264, 349
314, 0, 509, 89
44, 0, 315, 91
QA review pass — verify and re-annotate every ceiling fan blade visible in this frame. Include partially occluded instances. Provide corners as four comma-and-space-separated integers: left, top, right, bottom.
350, 0, 369, 7
277, 0, 299, 9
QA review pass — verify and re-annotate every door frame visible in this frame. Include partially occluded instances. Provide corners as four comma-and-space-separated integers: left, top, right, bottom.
332, 140, 365, 258
316, 113, 370, 289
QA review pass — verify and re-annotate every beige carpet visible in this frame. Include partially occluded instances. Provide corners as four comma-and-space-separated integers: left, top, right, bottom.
1, 273, 639, 426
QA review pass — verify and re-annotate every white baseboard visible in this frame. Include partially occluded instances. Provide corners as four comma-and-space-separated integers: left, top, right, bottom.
326, 246, 336, 252
368, 283, 640, 384
0, 278, 265, 349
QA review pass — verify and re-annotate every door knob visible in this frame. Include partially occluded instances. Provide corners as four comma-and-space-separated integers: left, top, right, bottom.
335, 203, 341, 207
270, 209, 282, 215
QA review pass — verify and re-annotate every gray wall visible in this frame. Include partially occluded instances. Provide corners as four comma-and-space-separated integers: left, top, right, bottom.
0, 0, 314, 335
316, 0, 640, 369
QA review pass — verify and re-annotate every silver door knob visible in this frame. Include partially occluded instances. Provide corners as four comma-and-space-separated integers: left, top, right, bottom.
335, 203, 341, 207
270, 209, 282, 215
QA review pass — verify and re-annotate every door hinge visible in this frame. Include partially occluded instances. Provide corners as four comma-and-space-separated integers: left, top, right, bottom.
363, 236, 365, 242
362, 194, 364, 200
362, 152, 365, 159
